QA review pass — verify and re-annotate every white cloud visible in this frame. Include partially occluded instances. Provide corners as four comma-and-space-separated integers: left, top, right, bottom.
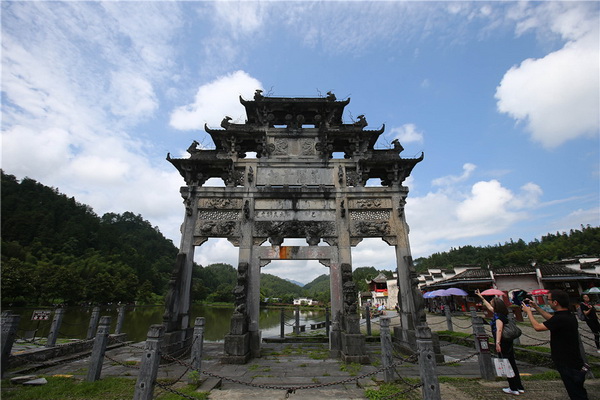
390, 124, 424, 144
496, 2, 599, 148
405, 176, 543, 256
169, 71, 263, 130
456, 180, 519, 224
109, 72, 158, 121
432, 163, 476, 187
212, 1, 266, 38
1, 1, 185, 239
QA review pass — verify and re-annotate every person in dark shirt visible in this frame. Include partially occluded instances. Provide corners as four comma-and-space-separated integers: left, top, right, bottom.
522, 289, 588, 400
580, 294, 600, 352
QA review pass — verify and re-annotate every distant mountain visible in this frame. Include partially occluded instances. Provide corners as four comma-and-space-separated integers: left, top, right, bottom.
285, 278, 305, 287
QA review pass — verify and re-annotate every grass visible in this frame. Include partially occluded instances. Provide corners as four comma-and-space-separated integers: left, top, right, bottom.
365, 380, 422, 400
1, 376, 210, 400
1, 376, 134, 400
339, 362, 362, 376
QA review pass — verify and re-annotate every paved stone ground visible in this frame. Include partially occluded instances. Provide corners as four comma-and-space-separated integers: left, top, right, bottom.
7, 312, 600, 399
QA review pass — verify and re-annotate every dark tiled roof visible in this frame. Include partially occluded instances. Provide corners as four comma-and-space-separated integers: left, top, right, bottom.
493, 266, 536, 275
427, 268, 493, 286
539, 264, 597, 278
581, 261, 599, 270
369, 272, 389, 283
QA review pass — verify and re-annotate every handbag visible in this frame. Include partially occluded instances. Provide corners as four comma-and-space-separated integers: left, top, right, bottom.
502, 318, 522, 340
494, 356, 515, 378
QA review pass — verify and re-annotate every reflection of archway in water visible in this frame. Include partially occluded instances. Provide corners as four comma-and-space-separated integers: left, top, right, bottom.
260, 256, 330, 338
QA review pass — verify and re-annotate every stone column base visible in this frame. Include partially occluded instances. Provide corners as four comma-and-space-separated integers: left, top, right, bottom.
162, 327, 193, 358
329, 323, 342, 358
222, 332, 250, 364
340, 333, 370, 364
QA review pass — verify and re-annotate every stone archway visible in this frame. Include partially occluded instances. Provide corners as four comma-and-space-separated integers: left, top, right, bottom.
164, 91, 427, 366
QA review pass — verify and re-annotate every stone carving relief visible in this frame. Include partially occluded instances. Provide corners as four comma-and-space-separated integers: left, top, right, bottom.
398, 197, 407, 217
243, 200, 250, 220
247, 167, 254, 183
198, 210, 240, 220
203, 198, 238, 209
349, 210, 390, 220
338, 165, 344, 185
315, 141, 334, 158
255, 221, 336, 245
300, 139, 315, 156
341, 263, 357, 316
197, 220, 238, 237
356, 199, 382, 208
407, 256, 427, 326
233, 262, 248, 315
272, 138, 289, 155
345, 169, 369, 187
223, 167, 244, 187
352, 221, 391, 237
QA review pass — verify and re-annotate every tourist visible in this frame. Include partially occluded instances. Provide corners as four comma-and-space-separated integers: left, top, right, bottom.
580, 294, 600, 353
475, 289, 525, 395
522, 289, 589, 400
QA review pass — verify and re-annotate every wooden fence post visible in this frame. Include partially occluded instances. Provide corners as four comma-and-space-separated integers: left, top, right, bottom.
379, 317, 394, 382
133, 324, 164, 400
86, 306, 101, 340
365, 305, 372, 336
325, 306, 330, 336
444, 301, 453, 332
86, 316, 112, 382
1, 312, 21, 378
416, 324, 442, 400
46, 308, 65, 347
191, 317, 205, 373
294, 305, 300, 335
115, 306, 126, 335
471, 314, 494, 380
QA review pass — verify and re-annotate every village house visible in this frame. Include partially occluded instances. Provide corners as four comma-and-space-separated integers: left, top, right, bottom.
418, 257, 600, 306
292, 297, 317, 306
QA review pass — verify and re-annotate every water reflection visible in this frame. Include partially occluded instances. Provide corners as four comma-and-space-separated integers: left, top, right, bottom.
8, 305, 327, 343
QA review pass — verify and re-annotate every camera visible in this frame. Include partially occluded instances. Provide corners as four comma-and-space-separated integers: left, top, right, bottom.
523, 298, 531, 305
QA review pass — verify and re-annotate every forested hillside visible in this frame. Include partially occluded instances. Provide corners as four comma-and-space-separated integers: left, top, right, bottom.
1, 172, 179, 306
414, 226, 600, 271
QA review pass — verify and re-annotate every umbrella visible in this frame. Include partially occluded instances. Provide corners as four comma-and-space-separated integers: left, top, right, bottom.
531, 289, 549, 296
583, 287, 600, 294
422, 289, 448, 298
481, 288, 505, 296
445, 287, 468, 296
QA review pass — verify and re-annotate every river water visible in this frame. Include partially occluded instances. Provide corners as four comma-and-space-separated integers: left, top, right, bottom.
8, 305, 328, 342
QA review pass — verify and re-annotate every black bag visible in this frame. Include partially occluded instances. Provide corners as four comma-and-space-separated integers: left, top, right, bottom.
503, 318, 522, 340
577, 306, 587, 321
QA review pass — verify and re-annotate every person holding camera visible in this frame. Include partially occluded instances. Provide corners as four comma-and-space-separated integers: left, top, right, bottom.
580, 294, 600, 353
475, 289, 525, 395
522, 289, 589, 400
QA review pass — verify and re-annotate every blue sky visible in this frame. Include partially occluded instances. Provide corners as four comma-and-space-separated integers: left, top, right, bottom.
2, 1, 599, 284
